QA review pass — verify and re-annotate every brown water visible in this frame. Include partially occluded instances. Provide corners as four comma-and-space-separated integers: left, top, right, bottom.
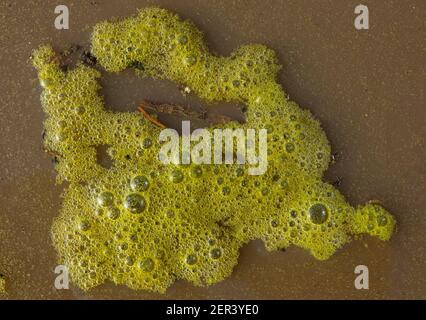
0, 0, 425, 299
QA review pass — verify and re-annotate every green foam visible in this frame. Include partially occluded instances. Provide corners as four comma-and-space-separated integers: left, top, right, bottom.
32, 7, 395, 293
0, 275, 5, 294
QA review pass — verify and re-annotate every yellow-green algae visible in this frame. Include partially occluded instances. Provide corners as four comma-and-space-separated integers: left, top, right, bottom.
31, 7, 395, 293
0, 274, 5, 294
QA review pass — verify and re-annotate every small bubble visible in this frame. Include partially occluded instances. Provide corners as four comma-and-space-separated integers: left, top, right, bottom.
261, 188, 269, 196
143, 138, 152, 148
377, 215, 388, 227
185, 54, 197, 65
280, 180, 288, 189
285, 143, 295, 153
54, 131, 67, 142
78, 221, 90, 231
118, 243, 128, 251
178, 35, 188, 44
191, 166, 202, 178
130, 175, 149, 191
265, 125, 274, 133
169, 169, 184, 183
140, 258, 155, 272
97, 191, 114, 207
75, 106, 85, 115
271, 219, 279, 228
309, 203, 328, 225
107, 207, 120, 220
57, 120, 67, 129
124, 193, 146, 214
210, 248, 222, 259
186, 254, 197, 265
125, 256, 134, 266
222, 186, 231, 195
235, 167, 244, 177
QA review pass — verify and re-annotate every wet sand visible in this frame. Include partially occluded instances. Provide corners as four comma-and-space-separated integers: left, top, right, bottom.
0, 0, 424, 299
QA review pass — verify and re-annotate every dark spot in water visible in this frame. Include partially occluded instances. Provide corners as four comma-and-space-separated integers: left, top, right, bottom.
81, 50, 97, 66
332, 176, 342, 187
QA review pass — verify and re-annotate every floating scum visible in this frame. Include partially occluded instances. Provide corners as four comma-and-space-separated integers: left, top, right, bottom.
31, 7, 395, 293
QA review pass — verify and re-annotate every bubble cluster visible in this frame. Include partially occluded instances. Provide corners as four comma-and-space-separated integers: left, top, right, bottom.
32, 7, 396, 293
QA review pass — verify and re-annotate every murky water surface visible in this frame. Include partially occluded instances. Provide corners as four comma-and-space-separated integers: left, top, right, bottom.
0, 0, 424, 299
